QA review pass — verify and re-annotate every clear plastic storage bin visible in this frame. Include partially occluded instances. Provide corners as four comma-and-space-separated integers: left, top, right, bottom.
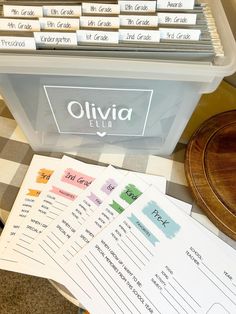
0, 0, 235, 155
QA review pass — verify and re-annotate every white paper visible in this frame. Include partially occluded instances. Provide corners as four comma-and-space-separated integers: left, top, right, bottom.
29, 170, 166, 272
39, 18, 80, 31
8, 156, 103, 247
37, 172, 189, 272
119, 1, 156, 13
158, 13, 197, 25
0, 156, 59, 272
119, 29, 160, 43
77, 30, 119, 44
32, 166, 126, 269
43, 6, 81, 17
36, 172, 151, 269
156, 0, 195, 10
0, 153, 166, 280
0, 156, 59, 253
80, 16, 120, 29
3, 156, 104, 277
82, 3, 120, 15
167, 196, 191, 215
0, 153, 167, 283
160, 28, 201, 41
119, 15, 158, 28
33, 172, 190, 288
62, 186, 236, 314
3, 5, 43, 18
0, 18, 40, 31
0, 36, 36, 50
34, 32, 77, 46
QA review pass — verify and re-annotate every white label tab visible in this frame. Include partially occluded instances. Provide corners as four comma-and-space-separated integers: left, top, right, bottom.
156, 0, 195, 10
34, 32, 77, 46
120, 15, 158, 28
80, 16, 119, 29
0, 18, 40, 31
77, 30, 119, 44
160, 28, 201, 40
43, 6, 81, 17
119, 1, 156, 13
3, 5, 43, 18
39, 18, 80, 31
82, 3, 120, 15
0, 36, 36, 50
119, 29, 160, 43
158, 13, 197, 24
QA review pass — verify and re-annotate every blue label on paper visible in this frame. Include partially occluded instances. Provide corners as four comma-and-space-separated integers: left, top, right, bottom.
142, 201, 180, 239
128, 214, 159, 246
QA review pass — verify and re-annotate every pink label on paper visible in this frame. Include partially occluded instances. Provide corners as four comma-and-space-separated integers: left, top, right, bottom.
61, 168, 95, 190
87, 192, 102, 206
101, 178, 118, 195
50, 186, 77, 200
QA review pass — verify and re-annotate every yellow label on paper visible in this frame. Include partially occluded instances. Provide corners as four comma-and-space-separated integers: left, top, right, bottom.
36, 168, 54, 184
27, 189, 41, 197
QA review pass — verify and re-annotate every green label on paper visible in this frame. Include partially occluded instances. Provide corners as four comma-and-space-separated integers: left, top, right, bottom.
120, 184, 142, 205
110, 200, 125, 214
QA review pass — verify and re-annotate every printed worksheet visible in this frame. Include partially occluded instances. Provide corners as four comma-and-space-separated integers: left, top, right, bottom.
35, 172, 151, 270
37, 170, 189, 271
50, 173, 192, 268
0, 155, 59, 252
0, 155, 60, 274
61, 186, 236, 314
31, 169, 168, 279
3, 156, 104, 277
1, 154, 167, 282
31, 165, 126, 267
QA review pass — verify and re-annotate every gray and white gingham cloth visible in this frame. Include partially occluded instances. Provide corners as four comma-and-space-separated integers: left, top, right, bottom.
0, 96, 235, 252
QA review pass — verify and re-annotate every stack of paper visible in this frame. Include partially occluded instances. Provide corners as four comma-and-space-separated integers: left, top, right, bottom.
0, 154, 235, 314
0, 0, 224, 62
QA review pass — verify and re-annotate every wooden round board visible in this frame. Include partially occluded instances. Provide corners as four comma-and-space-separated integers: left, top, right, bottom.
185, 110, 236, 240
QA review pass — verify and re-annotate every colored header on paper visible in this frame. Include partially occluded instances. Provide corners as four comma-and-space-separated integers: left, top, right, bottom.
120, 184, 142, 205
128, 213, 159, 246
50, 186, 77, 200
142, 201, 180, 239
101, 178, 118, 195
27, 189, 41, 197
36, 168, 54, 184
61, 168, 95, 190
110, 200, 125, 214
88, 192, 102, 206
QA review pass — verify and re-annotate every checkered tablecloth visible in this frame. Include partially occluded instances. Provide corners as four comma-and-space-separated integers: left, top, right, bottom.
0, 95, 235, 271
1, 96, 235, 248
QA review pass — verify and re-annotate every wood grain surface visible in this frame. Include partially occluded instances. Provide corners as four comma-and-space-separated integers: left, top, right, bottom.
185, 110, 236, 240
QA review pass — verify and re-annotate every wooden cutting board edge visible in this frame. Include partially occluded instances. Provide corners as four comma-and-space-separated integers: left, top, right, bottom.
185, 110, 236, 241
